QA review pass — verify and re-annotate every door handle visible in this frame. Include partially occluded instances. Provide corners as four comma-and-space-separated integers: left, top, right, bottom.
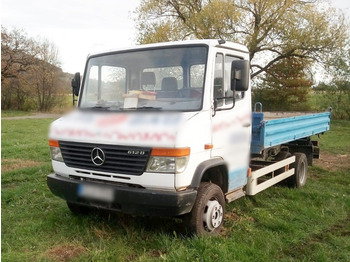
242, 123, 251, 128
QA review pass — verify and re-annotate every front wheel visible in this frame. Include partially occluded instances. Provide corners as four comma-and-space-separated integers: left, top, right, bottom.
184, 182, 225, 236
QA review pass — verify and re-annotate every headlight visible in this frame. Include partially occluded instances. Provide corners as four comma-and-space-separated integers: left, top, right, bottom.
146, 156, 189, 173
50, 147, 63, 162
146, 156, 175, 173
146, 148, 190, 174
49, 140, 63, 162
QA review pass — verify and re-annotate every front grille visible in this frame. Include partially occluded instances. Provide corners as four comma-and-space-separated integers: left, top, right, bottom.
59, 141, 151, 175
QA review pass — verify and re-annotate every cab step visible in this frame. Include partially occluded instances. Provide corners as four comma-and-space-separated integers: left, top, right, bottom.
225, 188, 245, 203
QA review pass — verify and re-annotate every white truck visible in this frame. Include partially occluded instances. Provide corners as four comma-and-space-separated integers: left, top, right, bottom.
47, 39, 331, 235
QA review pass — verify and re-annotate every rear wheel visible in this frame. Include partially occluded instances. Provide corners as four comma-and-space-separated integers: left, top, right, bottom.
274, 151, 292, 183
274, 150, 291, 161
289, 153, 308, 188
184, 182, 225, 236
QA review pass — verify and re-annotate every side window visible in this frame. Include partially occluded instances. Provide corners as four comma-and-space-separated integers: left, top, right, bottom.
85, 65, 98, 102
225, 55, 244, 102
213, 53, 224, 107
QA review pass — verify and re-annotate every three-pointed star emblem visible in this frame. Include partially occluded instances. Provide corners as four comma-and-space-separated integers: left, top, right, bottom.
91, 147, 105, 166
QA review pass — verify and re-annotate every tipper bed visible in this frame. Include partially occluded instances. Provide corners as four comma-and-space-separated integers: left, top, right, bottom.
251, 111, 331, 154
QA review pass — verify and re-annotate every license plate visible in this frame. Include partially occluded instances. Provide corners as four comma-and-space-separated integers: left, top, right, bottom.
78, 184, 114, 202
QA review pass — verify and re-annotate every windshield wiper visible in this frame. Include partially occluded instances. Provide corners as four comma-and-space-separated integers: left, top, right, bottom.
82, 105, 110, 110
123, 106, 162, 111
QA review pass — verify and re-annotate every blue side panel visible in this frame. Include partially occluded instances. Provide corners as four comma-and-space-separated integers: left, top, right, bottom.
228, 167, 248, 191
251, 112, 331, 154
251, 112, 265, 154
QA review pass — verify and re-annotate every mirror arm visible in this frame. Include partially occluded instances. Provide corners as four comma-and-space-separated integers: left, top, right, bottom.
213, 96, 235, 115
72, 87, 78, 106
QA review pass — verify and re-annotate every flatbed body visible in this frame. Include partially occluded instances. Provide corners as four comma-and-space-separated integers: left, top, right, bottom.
251, 112, 331, 154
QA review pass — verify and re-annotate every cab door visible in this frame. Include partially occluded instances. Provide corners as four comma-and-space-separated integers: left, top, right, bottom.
211, 52, 251, 192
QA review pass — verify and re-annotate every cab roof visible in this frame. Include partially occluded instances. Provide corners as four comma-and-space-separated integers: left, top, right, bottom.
87, 39, 249, 58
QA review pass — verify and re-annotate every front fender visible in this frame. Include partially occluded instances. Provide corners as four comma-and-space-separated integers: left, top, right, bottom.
190, 158, 228, 193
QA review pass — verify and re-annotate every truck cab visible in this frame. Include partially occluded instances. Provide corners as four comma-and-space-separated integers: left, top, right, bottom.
47, 39, 329, 235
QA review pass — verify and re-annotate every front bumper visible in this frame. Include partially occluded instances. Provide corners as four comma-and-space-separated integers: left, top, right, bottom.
47, 174, 197, 216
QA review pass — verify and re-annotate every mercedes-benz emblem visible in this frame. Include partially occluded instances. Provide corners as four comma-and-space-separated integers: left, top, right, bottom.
91, 147, 105, 166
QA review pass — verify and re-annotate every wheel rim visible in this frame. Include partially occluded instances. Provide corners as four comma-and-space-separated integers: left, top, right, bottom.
203, 199, 223, 231
299, 160, 307, 185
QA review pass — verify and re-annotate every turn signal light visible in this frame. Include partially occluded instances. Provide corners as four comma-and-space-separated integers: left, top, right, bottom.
49, 140, 59, 147
151, 147, 190, 157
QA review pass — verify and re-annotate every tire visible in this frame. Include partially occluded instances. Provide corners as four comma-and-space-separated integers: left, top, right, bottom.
289, 153, 308, 188
67, 202, 90, 215
274, 151, 292, 183
274, 150, 291, 161
184, 182, 225, 236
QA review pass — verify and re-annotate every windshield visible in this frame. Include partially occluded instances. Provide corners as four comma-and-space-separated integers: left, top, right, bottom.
79, 46, 208, 111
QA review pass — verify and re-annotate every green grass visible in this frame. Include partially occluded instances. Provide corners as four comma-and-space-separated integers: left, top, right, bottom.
2, 119, 350, 262
1, 110, 33, 118
316, 120, 350, 154
2, 119, 52, 162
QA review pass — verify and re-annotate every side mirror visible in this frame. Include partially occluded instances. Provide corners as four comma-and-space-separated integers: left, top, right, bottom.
231, 60, 249, 91
71, 72, 81, 96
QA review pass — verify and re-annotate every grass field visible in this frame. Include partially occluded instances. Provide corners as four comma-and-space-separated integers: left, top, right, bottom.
1, 118, 350, 262
1, 110, 34, 118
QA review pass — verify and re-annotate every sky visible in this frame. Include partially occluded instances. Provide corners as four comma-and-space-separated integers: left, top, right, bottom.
2, 0, 141, 73
2, 0, 350, 74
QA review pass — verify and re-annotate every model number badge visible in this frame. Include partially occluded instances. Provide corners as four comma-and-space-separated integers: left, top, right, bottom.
127, 150, 145, 155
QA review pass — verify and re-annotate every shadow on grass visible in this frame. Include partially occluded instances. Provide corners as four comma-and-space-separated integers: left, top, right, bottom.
69, 207, 191, 237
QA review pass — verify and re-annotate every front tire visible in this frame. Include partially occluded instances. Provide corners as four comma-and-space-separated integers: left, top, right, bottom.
184, 182, 225, 236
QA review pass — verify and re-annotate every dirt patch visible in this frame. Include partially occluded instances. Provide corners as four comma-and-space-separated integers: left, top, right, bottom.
149, 248, 167, 259
225, 209, 255, 223
314, 153, 350, 171
1, 158, 42, 172
45, 244, 86, 262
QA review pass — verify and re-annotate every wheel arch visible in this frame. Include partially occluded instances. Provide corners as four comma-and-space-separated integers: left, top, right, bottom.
190, 158, 229, 194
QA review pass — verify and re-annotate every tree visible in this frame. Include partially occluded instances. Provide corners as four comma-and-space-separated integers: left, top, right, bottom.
313, 42, 350, 120
134, 0, 348, 81
31, 39, 63, 111
1, 27, 66, 111
253, 57, 313, 111
1, 27, 37, 80
1, 27, 38, 110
